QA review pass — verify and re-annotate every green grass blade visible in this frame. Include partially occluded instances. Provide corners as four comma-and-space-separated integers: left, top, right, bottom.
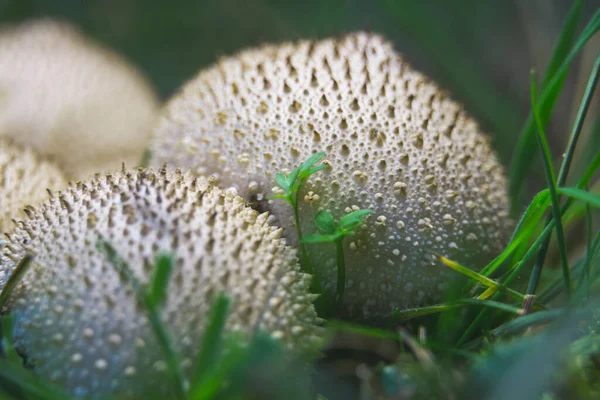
147, 252, 174, 308
540, 0, 585, 87
478, 189, 550, 278
98, 240, 186, 399
557, 187, 600, 208
557, 53, 600, 185
433, 253, 527, 303
190, 294, 231, 392
0, 358, 73, 400
392, 299, 524, 321
489, 309, 565, 340
0, 254, 33, 310
1, 316, 21, 366
526, 72, 570, 296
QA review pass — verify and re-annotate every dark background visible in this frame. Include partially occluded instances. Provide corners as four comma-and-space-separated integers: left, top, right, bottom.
1, 0, 599, 200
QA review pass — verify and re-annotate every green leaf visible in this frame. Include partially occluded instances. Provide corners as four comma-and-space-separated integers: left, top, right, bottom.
190, 294, 231, 393
315, 210, 336, 234
300, 151, 326, 172
308, 164, 328, 175
302, 233, 342, 244
339, 209, 372, 232
147, 252, 174, 308
275, 172, 290, 192
287, 167, 301, 189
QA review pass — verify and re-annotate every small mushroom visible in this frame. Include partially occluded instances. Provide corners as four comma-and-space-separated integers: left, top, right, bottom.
0, 167, 321, 398
0, 139, 66, 233
150, 32, 512, 318
0, 19, 159, 180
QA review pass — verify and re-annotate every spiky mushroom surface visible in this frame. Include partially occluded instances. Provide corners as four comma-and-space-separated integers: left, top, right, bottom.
0, 139, 66, 233
0, 19, 159, 180
0, 168, 321, 398
150, 32, 512, 318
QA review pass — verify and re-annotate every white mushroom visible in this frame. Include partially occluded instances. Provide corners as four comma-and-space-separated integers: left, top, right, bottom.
0, 19, 159, 180
150, 32, 512, 318
0, 139, 66, 233
0, 167, 321, 398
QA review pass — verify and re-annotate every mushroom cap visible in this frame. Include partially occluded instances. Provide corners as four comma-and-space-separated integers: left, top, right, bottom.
150, 32, 512, 317
0, 139, 67, 233
0, 19, 159, 180
0, 168, 321, 398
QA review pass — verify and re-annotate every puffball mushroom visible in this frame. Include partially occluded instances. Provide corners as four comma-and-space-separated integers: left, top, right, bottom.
0, 139, 66, 233
0, 19, 159, 180
150, 32, 512, 318
0, 167, 321, 398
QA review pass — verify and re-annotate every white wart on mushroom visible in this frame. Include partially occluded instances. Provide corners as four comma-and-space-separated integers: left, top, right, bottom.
150, 32, 512, 318
0, 168, 321, 398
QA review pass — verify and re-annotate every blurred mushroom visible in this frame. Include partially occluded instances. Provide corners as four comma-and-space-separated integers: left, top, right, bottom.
0, 19, 159, 180
0, 139, 66, 233
0, 167, 321, 398
150, 32, 512, 318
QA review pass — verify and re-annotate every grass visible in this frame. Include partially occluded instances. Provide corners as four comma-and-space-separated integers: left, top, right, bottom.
2, 4, 600, 400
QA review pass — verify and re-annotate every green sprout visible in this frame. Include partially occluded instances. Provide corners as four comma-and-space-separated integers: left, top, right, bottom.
270, 151, 327, 274
302, 209, 372, 309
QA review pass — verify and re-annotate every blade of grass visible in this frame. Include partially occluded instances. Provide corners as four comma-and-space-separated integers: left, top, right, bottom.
0, 358, 73, 400
478, 189, 550, 278
432, 253, 529, 304
557, 187, 600, 208
190, 294, 231, 394
526, 71, 570, 296
392, 299, 524, 321
98, 240, 186, 399
0, 254, 33, 310
509, 6, 600, 210
147, 252, 174, 308
1, 316, 21, 366
578, 191, 593, 295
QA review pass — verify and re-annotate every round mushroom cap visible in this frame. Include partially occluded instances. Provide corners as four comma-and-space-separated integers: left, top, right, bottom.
0, 19, 159, 180
0, 168, 321, 398
0, 139, 67, 233
150, 32, 512, 318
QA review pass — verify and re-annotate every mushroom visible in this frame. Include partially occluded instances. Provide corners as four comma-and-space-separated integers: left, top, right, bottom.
0, 139, 67, 233
0, 19, 159, 180
0, 167, 321, 398
150, 32, 512, 318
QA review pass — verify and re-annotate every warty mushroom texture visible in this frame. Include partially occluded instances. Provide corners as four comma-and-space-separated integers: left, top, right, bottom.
0, 167, 322, 398
150, 32, 512, 318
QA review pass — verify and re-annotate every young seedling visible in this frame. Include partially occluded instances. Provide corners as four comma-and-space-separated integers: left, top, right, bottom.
271, 151, 328, 274
302, 209, 372, 309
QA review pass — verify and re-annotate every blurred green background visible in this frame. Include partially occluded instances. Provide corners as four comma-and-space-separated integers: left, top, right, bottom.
1, 0, 599, 198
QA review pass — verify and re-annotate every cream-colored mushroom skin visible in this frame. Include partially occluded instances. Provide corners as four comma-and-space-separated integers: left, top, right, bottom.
0, 168, 321, 398
150, 32, 512, 318
0, 139, 67, 233
0, 19, 159, 180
